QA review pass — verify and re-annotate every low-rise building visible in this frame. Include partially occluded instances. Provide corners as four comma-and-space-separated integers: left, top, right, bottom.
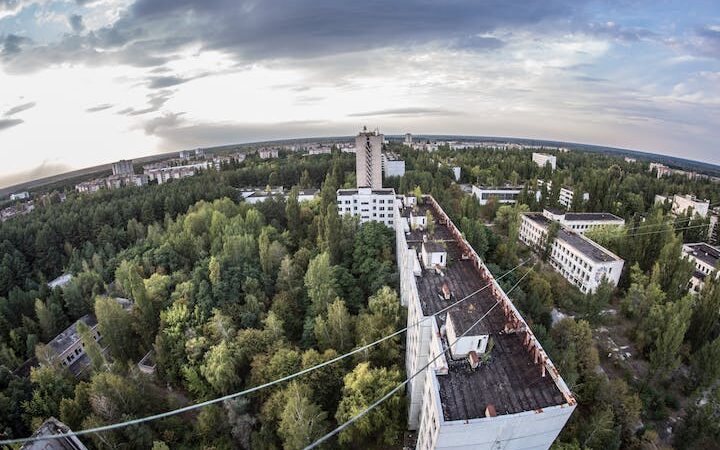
519, 213, 624, 293
258, 148, 279, 159
655, 193, 710, 218
0, 201, 35, 222
307, 146, 332, 156
682, 242, 719, 294
243, 188, 319, 204
537, 180, 588, 209
10, 191, 30, 201
382, 152, 406, 177
542, 208, 625, 235
336, 187, 396, 227
21, 417, 88, 450
471, 185, 523, 205
48, 274, 73, 289
533, 152, 557, 170
397, 197, 576, 449
41, 298, 132, 377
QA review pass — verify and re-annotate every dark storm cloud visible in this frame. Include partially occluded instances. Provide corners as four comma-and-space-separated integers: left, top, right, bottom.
1, 0, 588, 73
1, 34, 30, 56
348, 107, 459, 117
86, 103, 114, 112
0, 118, 23, 131
4, 101, 35, 116
68, 14, 85, 34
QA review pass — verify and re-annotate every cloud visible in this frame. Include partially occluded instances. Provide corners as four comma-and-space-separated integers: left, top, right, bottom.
1, 33, 31, 56
585, 22, 659, 42
4, 101, 36, 116
147, 75, 188, 89
143, 111, 185, 135
0, 118, 23, 131
85, 103, 114, 112
690, 25, 720, 59
452, 35, 506, 51
117, 90, 173, 116
68, 14, 85, 34
348, 107, 459, 117
0, 0, 589, 73
0, 160, 73, 189
144, 116, 348, 150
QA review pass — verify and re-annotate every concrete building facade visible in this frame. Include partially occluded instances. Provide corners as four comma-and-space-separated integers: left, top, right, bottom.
655, 194, 710, 218
532, 152, 557, 171
336, 187, 396, 227
355, 127, 383, 189
519, 213, 624, 293
111, 159, 134, 176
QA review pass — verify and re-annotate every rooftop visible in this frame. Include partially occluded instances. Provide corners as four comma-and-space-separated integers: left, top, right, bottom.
525, 213, 621, 263
422, 241, 446, 253
337, 188, 395, 196
21, 417, 88, 450
684, 242, 720, 268
402, 204, 567, 421
47, 314, 97, 355
563, 212, 624, 222
475, 185, 523, 191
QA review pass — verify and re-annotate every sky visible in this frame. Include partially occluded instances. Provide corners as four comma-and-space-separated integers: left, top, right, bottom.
0, 0, 719, 188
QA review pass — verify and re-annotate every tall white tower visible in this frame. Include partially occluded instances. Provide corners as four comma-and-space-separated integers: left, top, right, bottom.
355, 126, 383, 189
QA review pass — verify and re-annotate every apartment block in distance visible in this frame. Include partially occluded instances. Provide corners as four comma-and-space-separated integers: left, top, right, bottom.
336, 187, 396, 227
355, 126, 383, 189
542, 208, 625, 235
532, 152, 557, 171
519, 212, 624, 293
472, 185, 523, 205
111, 159, 134, 176
655, 193, 710, 218
396, 195, 576, 449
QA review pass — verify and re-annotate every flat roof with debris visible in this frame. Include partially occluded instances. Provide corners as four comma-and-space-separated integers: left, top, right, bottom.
402, 203, 568, 421
684, 242, 720, 268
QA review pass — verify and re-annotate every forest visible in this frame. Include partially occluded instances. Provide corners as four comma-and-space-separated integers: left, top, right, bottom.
0, 143, 719, 449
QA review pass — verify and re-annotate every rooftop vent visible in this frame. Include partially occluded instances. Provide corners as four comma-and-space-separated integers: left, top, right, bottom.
441, 283, 451, 300
468, 350, 480, 369
485, 404, 497, 417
